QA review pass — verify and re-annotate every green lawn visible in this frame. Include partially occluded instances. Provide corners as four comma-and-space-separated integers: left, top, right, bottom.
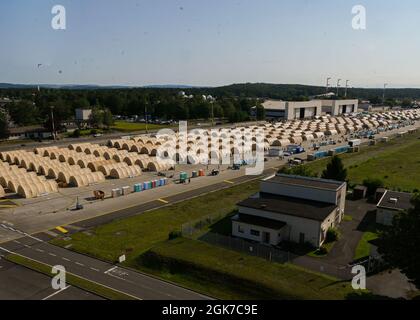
111, 121, 168, 132
138, 237, 359, 300
302, 132, 420, 192
51, 181, 259, 264
354, 231, 379, 261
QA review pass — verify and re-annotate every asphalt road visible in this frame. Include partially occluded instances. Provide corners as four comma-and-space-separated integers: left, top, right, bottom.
0, 255, 103, 300
0, 235, 211, 300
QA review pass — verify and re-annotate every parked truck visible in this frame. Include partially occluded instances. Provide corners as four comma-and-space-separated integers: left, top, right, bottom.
348, 139, 362, 147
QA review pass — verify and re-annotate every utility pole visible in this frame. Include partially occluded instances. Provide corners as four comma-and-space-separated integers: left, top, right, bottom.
212, 102, 215, 126
145, 102, 148, 134
336, 79, 341, 97
326, 77, 331, 94
382, 83, 388, 104
345, 80, 350, 98
50, 106, 56, 140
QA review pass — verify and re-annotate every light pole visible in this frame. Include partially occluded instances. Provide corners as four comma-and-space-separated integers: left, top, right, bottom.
211, 101, 214, 127
50, 106, 56, 140
326, 77, 331, 94
144, 102, 148, 134
336, 79, 341, 97
382, 83, 388, 104
345, 80, 350, 98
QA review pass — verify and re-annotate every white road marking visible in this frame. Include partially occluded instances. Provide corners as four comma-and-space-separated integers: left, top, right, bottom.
104, 266, 118, 274
13, 240, 21, 244
62, 257, 71, 262
36, 249, 44, 253
48, 253, 57, 257
42, 286, 71, 300
0, 246, 12, 254
75, 262, 85, 267
90, 267, 100, 272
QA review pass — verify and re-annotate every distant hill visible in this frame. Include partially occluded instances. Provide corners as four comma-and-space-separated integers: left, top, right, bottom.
1, 82, 420, 99
0, 83, 205, 90
194, 83, 420, 100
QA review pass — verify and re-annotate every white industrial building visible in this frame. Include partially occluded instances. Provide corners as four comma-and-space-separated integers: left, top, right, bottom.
232, 174, 347, 248
376, 190, 413, 226
75, 108, 92, 121
261, 99, 358, 120
321, 99, 359, 116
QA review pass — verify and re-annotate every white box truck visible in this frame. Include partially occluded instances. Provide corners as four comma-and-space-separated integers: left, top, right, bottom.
348, 139, 362, 147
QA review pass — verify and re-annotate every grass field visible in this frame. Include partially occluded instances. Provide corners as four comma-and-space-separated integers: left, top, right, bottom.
111, 121, 168, 132
302, 132, 420, 192
51, 181, 260, 264
354, 231, 379, 261
139, 237, 359, 300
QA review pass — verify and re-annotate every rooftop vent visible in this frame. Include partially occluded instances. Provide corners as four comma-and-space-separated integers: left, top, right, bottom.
389, 198, 398, 204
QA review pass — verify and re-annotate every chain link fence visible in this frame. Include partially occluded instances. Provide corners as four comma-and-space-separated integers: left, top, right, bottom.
199, 232, 297, 264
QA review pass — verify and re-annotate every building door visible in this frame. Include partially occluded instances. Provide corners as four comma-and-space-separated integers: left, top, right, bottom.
263, 232, 270, 244
299, 232, 305, 244
300, 108, 305, 119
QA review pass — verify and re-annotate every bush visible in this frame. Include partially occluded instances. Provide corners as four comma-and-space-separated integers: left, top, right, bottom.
326, 228, 339, 243
72, 129, 81, 138
90, 129, 98, 135
317, 246, 328, 255
168, 230, 182, 240
363, 178, 384, 196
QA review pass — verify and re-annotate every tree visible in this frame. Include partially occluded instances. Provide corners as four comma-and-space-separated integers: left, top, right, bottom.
89, 107, 104, 128
321, 156, 347, 181
362, 178, 384, 196
8, 100, 40, 126
0, 111, 10, 139
255, 105, 266, 120
377, 194, 420, 289
102, 108, 114, 128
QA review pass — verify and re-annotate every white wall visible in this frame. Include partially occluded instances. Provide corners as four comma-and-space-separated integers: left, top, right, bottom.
232, 220, 285, 246
237, 206, 327, 247
286, 101, 322, 120
261, 180, 341, 205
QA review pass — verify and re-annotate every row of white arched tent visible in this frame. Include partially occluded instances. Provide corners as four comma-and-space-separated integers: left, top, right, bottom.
140, 110, 419, 155
68, 142, 174, 171
0, 160, 58, 199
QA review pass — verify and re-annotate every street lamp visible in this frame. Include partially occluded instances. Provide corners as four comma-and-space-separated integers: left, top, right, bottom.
336, 79, 341, 97
326, 77, 332, 94
383, 83, 388, 104
50, 106, 56, 140
144, 102, 148, 134
345, 80, 350, 98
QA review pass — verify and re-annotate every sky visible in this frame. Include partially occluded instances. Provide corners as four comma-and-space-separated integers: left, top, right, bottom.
1, 0, 420, 88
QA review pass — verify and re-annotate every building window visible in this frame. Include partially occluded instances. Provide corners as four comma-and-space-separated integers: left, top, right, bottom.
237, 225, 244, 234
250, 229, 260, 237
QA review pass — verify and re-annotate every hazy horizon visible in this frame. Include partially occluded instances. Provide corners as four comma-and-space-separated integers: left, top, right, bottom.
2, 0, 420, 88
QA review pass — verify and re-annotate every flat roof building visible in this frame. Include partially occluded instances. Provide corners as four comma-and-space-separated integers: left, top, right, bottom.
232, 174, 347, 248
75, 108, 92, 122
376, 190, 413, 226
261, 99, 358, 120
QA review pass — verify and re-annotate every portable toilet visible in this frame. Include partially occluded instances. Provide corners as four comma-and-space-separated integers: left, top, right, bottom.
122, 186, 131, 195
